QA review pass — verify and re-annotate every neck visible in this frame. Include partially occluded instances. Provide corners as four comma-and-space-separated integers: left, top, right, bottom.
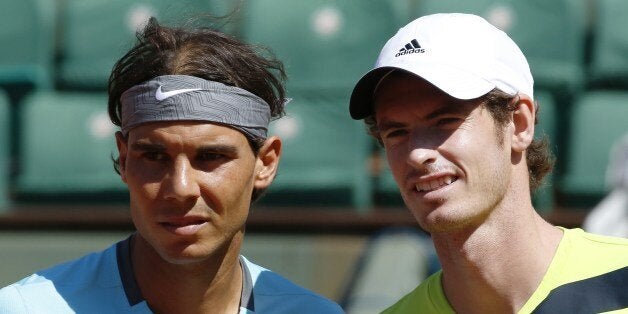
432, 180, 562, 313
132, 231, 245, 313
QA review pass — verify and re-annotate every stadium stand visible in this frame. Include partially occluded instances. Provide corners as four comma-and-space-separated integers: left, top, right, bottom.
56, 0, 220, 90
15, 91, 125, 201
580, 0, 628, 223
0, 0, 56, 92
240, 0, 399, 89
555, 0, 628, 208
583, 134, 628, 238
414, 0, 587, 95
262, 88, 373, 210
0, 0, 621, 218
588, 0, 628, 88
388, 0, 421, 29
559, 91, 628, 207
0, 90, 9, 209
0, 0, 59, 209
240, 0, 401, 209
341, 228, 435, 313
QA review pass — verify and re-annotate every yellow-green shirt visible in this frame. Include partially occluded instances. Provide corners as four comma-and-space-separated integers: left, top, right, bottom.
382, 228, 628, 313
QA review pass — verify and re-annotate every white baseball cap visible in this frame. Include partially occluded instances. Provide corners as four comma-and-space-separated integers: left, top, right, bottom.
349, 13, 534, 119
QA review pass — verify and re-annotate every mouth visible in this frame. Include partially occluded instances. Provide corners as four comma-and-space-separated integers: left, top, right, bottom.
160, 218, 208, 236
415, 175, 458, 193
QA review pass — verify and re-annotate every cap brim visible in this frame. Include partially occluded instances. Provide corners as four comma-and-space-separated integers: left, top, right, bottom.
349, 67, 397, 120
349, 62, 496, 120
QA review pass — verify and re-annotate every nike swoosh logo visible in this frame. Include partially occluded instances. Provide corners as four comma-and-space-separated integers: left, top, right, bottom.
155, 86, 202, 101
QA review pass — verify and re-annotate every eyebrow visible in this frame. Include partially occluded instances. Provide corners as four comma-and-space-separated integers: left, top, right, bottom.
131, 140, 241, 157
377, 120, 407, 134
377, 101, 476, 133
130, 142, 166, 152
196, 144, 239, 156
423, 101, 475, 121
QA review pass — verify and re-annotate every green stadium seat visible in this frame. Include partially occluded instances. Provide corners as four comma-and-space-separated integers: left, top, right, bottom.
388, 0, 422, 28
417, 0, 496, 16
0, 90, 10, 209
0, 0, 56, 90
261, 88, 372, 210
57, 0, 222, 90
15, 91, 125, 199
589, 0, 628, 87
240, 0, 398, 89
559, 91, 628, 207
415, 0, 587, 94
374, 90, 559, 213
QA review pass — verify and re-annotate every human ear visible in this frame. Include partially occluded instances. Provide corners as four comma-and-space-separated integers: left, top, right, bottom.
254, 136, 282, 189
115, 131, 129, 183
511, 95, 535, 153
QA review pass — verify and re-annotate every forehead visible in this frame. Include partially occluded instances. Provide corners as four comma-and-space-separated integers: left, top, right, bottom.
373, 74, 489, 128
127, 121, 250, 146
375, 72, 445, 98
374, 73, 455, 117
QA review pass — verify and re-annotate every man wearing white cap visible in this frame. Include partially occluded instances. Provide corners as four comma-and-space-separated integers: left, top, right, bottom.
0, 18, 343, 313
350, 13, 628, 313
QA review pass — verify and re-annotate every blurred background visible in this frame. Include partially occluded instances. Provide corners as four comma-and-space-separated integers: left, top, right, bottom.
0, 0, 627, 312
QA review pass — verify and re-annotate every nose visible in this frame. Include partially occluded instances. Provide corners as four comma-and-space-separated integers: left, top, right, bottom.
406, 131, 439, 169
407, 146, 438, 169
163, 156, 201, 203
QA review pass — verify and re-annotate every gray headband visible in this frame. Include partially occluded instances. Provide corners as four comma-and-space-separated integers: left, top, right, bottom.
120, 75, 271, 139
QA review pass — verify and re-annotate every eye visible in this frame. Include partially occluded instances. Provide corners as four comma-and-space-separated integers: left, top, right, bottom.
143, 151, 168, 161
380, 128, 409, 146
436, 117, 462, 127
197, 152, 224, 161
385, 129, 408, 138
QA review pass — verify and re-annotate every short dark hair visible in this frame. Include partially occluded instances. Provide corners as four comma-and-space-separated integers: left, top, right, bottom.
365, 88, 554, 193
482, 89, 555, 192
108, 17, 286, 202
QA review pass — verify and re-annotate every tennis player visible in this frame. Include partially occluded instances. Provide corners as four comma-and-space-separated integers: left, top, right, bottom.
350, 13, 628, 313
0, 18, 343, 314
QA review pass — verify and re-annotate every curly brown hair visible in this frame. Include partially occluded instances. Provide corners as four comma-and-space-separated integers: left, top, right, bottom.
365, 88, 554, 193
108, 17, 287, 202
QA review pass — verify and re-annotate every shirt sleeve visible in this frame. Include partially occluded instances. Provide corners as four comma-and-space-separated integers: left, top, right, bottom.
0, 285, 29, 314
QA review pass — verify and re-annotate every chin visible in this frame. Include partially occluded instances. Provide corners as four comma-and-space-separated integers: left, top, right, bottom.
151, 237, 211, 261
158, 246, 214, 265
411, 204, 475, 234
164, 255, 208, 265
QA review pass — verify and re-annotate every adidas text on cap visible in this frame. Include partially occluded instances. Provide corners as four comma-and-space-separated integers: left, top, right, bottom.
350, 13, 534, 120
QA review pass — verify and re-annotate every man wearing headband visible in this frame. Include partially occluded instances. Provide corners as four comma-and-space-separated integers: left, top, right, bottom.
350, 13, 628, 313
0, 18, 343, 313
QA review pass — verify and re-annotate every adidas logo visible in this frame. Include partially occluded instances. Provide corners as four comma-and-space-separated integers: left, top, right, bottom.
395, 39, 425, 57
